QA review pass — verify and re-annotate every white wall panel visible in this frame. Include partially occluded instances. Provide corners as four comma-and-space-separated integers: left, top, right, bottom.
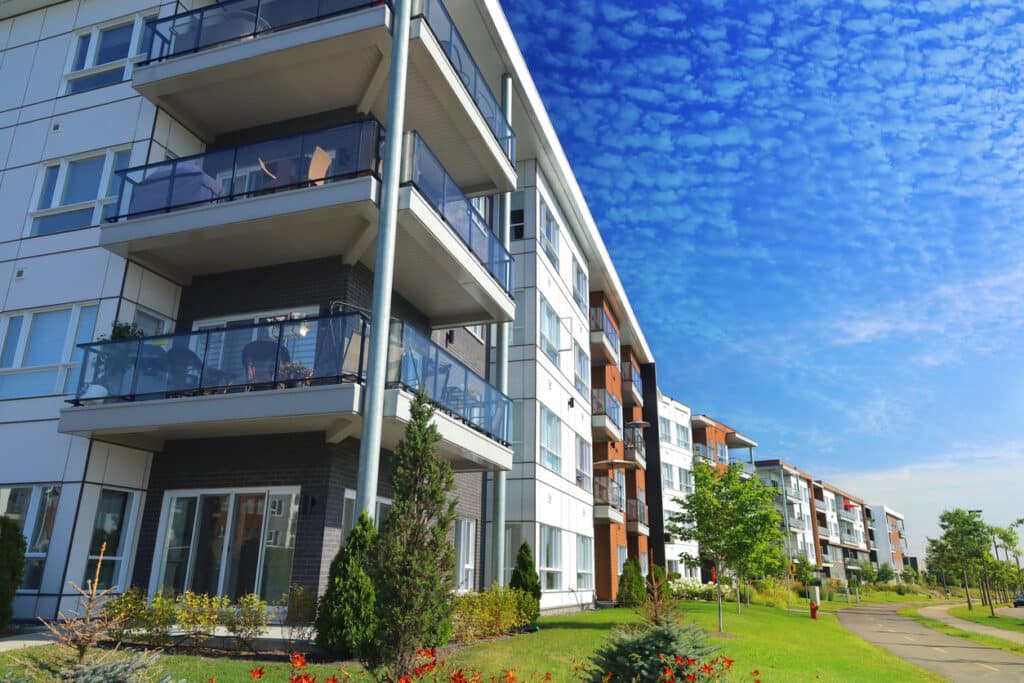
4, 247, 117, 309
16, 97, 55, 124
44, 97, 141, 158
7, 116, 48, 166
14, 227, 100, 259
24, 34, 71, 104
6, 7, 43, 48
85, 441, 151, 488
0, 44, 37, 111
0, 419, 78, 482
0, 166, 37, 242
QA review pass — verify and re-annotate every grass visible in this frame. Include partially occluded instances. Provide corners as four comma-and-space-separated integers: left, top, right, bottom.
0, 603, 946, 682
947, 604, 1024, 635
898, 605, 1024, 657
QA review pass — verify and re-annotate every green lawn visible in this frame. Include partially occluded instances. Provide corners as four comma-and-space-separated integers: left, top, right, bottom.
1, 603, 945, 682
948, 604, 1024, 635
899, 605, 1024, 657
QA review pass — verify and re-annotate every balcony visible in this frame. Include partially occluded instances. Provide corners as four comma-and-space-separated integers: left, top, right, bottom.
839, 530, 865, 548
57, 313, 511, 472
623, 424, 646, 469
626, 499, 650, 536
786, 517, 810, 532
594, 477, 625, 524
133, 0, 514, 194
591, 389, 622, 442
589, 307, 620, 365
621, 360, 643, 407
693, 443, 712, 463
100, 122, 513, 326
785, 486, 809, 502
838, 507, 861, 523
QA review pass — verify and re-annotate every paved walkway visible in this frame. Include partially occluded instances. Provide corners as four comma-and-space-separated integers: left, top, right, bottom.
836, 602, 1024, 682
919, 604, 1024, 646
0, 629, 55, 653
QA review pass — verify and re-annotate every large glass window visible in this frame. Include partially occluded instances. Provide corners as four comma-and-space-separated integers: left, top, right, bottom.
576, 535, 593, 590
64, 20, 145, 95
659, 417, 671, 443
156, 489, 299, 601
510, 192, 524, 241
539, 404, 562, 473
0, 303, 98, 399
538, 296, 559, 364
455, 518, 476, 593
31, 149, 131, 235
616, 546, 628, 576
503, 523, 531, 585
1, 485, 61, 590
538, 199, 560, 270
572, 258, 587, 313
340, 491, 393, 542
573, 341, 589, 396
539, 525, 561, 591
575, 435, 592, 492
661, 463, 674, 490
676, 424, 690, 449
85, 489, 134, 590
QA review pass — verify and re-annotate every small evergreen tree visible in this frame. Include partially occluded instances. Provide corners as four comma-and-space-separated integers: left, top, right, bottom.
618, 558, 646, 607
367, 393, 457, 678
315, 512, 378, 658
0, 516, 26, 631
876, 563, 895, 584
587, 621, 718, 683
509, 541, 541, 622
794, 555, 815, 586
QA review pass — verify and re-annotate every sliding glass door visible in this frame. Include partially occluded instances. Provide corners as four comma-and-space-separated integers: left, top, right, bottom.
156, 489, 298, 600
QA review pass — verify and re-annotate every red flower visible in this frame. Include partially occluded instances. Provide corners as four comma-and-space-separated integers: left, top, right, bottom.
686, 675, 696, 683
603, 673, 614, 682
249, 667, 265, 680
503, 671, 517, 682
701, 663, 713, 675
398, 676, 413, 683
325, 676, 340, 683
751, 671, 761, 677
685, 657, 697, 667
722, 656, 734, 669
290, 652, 308, 669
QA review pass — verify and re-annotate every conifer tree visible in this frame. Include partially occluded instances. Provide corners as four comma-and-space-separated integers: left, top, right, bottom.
509, 541, 541, 622
315, 512, 377, 658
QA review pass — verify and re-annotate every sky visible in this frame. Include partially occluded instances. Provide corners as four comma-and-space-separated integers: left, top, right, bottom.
500, 0, 1024, 557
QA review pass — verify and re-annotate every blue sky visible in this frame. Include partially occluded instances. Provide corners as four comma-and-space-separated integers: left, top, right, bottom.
501, 0, 1024, 551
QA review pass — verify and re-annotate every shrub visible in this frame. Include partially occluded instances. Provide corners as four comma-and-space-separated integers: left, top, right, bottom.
0, 516, 26, 632
647, 564, 668, 601
176, 591, 229, 645
275, 584, 318, 652
224, 593, 269, 650
141, 590, 177, 648
450, 585, 532, 642
509, 541, 541, 622
617, 558, 646, 607
587, 619, 719, 682
316, 512, 378, 659
103, 587, 148, 645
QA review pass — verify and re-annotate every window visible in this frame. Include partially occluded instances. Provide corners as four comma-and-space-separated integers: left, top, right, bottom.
576, 535, 593, 590
63, 18, 145, 95
616, 546, 628, 576
573, 341, 589, 395
133, 307, 170, 337
156, 488, 299, 600
30, 148, 131, 235
676, 424, 690, 449
640, 554, 649, 577
510, 191, 524, 240
661, 464, 674, 490
575, 435, 592, 491
85, 489, 135, 590
716, 443, 728, 464
538, 296, 559, 364
511, 290, 526, 345
659, 417, 671, 443
465, 325, 485, 342
678, 467, 691, 492
538, 199, 559, 270
0, 303, 98, 399
510, 400, 525, 462
539, 404, 562, 473
341, 491, 394, 540
455, 518, 477, 593
503, 523, 531, 584
666, 559, 680, 577
1, 485, 60, 590
539, 525, 561, 590
572, 258, 587, 313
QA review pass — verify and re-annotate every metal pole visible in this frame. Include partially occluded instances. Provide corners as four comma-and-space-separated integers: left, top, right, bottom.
490, 73, 513, 586
355, 0, 412, 517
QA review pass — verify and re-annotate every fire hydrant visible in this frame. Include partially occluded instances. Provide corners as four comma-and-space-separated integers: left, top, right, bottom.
810, 602, 819, 620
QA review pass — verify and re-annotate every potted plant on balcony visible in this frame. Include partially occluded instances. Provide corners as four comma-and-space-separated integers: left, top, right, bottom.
278, 360, 314, 387
78, 322, 146, 401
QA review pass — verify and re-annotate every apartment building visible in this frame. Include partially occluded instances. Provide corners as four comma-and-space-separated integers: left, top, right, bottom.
646, 391, 699, 579
754, 461, 816, 567
690, 414, 757, 473
869, 505, 908, 577
814, 482, 870, 582
0, 0, 652, 619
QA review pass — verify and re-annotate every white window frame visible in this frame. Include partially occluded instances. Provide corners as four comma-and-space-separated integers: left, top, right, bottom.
539, 403, 562, 473
2, 484, 61, 593
575, 434, 592, 491
572, 257, 587, 313
454, 518, 477, 593
539, 524, 561, 591
661, 463, 674, 490
26, 146, 132, 237
538, 199, 560, 270
573, 340, 589, 396
84, 487, 141, 591
676, 424, 690, 449
341, 489, 394, 540
538, 295, 559, 365
464, 324, 485, 342
132, 305, 172, 337
0, 302, 99, 399
61, 15, 148, 96
616, 545, 628, 576
659, 417, 671, 443
576, 534, 593, 590
149, 485, 301, 600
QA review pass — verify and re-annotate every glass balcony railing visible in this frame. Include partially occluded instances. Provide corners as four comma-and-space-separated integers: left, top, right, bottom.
67, 312, 511, 444
589, 307, 620, 356
623, 424, 645, 464
693, 443, 712, 462
626, 499, 648, 526
109, 119, 383, 220
404, 133, 512, 293
386, 320, 510, 443
418, 0, 515, 162
838, 507, 860, 522
594, 477, 625, 511
621, 360, 643, 398
141, 0, 389, 64
591, 389, 622, 430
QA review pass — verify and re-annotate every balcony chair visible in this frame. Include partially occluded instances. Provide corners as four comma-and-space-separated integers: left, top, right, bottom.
166, 344, 205, 396
242, 340, 290, 388
168, 10, 272, 56
127, 161, 224, 216
133, 344, 170, 397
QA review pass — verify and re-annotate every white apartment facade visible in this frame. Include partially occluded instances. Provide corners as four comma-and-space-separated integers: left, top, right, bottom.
754, 460, 816, 566
0, 0, 660, 620
653, 392, 699, 579
870, 504, 908, 577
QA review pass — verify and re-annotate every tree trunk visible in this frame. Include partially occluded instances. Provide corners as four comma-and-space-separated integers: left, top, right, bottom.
963, 565, 973, 610
736, 570, 742, 615
984, 567, 996, 617
716, 563, 724, 633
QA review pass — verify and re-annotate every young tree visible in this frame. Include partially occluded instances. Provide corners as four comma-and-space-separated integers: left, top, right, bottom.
858, 561, 878, 585
928, 509, 991, 610
0, 516, 26, 632
509, 541, 541, 623
793, 555, 815, 586
315, 512, 378, 658
668, 461, 782, 632
876, 563, 895, 584
367, 393, 457, 678
617, 558, 646, 607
